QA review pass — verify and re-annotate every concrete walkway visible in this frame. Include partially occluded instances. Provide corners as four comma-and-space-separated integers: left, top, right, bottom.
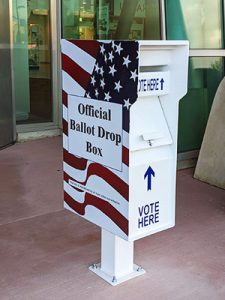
0, 137, 225, 300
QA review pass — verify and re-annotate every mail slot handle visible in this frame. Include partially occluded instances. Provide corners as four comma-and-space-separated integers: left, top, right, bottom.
141, 132, 164, 147
142, 132, 163, 141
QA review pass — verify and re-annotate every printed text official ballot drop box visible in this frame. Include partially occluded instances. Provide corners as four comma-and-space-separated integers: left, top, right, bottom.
61, 40, 189, 285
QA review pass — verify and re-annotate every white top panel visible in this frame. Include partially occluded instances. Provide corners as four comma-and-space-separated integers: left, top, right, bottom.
138, 40, 189, 47
138, 41, 188, 67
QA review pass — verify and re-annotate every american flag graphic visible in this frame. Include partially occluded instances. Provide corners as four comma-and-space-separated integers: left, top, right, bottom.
61, 39, 139, 239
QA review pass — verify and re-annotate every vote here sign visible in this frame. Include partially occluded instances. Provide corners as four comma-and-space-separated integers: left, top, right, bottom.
138, 71, 170, 97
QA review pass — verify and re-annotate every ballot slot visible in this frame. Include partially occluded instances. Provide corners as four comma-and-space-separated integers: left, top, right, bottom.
129, 96, 173, 152
139, 65, 169, 72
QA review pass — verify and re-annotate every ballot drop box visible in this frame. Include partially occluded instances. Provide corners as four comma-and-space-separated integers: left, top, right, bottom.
61, 40, 189, 285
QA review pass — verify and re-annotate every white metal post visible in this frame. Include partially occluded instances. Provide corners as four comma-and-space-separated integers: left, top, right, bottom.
101, 228, 134, 278
89, 229, 145, 286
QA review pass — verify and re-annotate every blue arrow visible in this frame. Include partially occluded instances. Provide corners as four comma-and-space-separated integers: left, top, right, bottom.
144, 166, 155, 191
160, 78, 164, 90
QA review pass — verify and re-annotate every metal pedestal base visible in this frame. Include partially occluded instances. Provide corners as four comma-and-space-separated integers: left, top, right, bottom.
89, 229, 145, 286
89, 263, 145, 286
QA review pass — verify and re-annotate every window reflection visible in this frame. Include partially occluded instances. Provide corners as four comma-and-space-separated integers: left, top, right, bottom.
62, 0, 161, 40
178, 57, 224, 151
13, 0, 52, 124
166, 0, 223, 49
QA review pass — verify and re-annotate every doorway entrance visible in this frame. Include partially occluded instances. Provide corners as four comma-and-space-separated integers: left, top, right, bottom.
13, 0, 53, 125
12, 0, 59, 127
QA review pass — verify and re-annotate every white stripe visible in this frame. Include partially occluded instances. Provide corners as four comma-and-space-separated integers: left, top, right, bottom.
61, 39, 96, 74
63, 104, 67, 121
97, 40, 112, 43
62, 70, 85, 96
63, 134, 68, 150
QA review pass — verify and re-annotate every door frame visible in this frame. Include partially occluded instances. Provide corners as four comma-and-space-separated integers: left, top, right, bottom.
0, 0, 16, 148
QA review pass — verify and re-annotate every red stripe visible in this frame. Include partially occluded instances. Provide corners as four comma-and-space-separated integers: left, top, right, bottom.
62, 53, 90, 90
63, 149, 88, 170
122, 146, 129, 166
62, 90, 68, 107
69, 40, 100, 59
64, 191, 128, 235
64, 172, 70, 182
63, 119, 68, 136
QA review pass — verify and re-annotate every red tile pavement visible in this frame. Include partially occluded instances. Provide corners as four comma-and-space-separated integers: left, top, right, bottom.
0, 137, 224, 300
0, 137, 63, 225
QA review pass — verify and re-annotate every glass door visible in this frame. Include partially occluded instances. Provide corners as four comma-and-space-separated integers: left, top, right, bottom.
62, 0, 161, 40
0, 0, 15, 148
165, 0, 225, 152
13, 0, 53, 124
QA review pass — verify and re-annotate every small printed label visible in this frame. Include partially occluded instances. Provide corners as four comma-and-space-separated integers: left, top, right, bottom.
68, 179, 120, 206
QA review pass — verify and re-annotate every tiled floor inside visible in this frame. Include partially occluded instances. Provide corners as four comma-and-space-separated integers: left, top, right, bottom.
0, 137, 225, 300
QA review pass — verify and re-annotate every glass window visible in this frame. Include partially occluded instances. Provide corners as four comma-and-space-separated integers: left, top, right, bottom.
178, 57, 224, 152
166, 0, 223, 49
13, 0, 52, 124
62, 0, 161, 40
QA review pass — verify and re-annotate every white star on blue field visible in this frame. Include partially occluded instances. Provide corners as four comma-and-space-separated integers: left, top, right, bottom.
85, 41, 139, 132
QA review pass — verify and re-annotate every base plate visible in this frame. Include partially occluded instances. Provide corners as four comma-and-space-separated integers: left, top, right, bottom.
89, 263, 145, 286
